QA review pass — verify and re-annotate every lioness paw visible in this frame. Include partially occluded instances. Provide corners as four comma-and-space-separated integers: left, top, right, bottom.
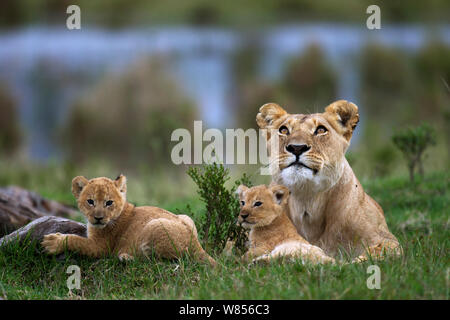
41, 233, 67, 254
248, 254, 271, 268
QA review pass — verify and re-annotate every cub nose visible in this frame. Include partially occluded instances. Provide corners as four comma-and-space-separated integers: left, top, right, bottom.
240, 213, 249, 220
286, 144, 310, 157
94, 216, 103, 222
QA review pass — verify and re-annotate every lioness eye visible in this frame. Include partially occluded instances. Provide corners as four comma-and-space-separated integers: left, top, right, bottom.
87, 199, 94, 206
105, 200, 113, 207
240, 201, 245, 206
254, 201, 262, 207
315, 125, 327, 135
279, 126, 289, 135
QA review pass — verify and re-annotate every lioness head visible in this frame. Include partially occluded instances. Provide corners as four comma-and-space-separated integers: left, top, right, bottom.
256, 100, 359, 192
236, 184, 289, 229
71, 175, 127, 229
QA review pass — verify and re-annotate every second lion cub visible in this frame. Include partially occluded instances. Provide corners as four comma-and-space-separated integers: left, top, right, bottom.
236, 184, 335, 265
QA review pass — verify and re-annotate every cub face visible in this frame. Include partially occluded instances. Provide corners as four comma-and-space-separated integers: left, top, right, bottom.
236, 184, 289, 229
256, 100, 359, 192
71, 175, 127, 229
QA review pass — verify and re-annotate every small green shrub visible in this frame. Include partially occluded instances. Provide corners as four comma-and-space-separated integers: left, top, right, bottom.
187, 163, 252, 254
392, 123, 436, 182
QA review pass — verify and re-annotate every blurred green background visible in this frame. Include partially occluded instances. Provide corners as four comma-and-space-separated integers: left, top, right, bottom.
0, 0, 449, 207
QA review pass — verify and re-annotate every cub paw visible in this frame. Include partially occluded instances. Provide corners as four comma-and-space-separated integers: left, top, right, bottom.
41, 233, 67, 254
118, 253, 134, 262
351, 255, 368, 264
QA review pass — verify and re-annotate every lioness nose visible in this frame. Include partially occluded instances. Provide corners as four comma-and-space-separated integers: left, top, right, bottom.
240, 213, 249, 220
286, 144, 310, 157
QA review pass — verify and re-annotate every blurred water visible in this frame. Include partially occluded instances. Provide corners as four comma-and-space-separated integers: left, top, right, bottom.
0, 24, 448, 160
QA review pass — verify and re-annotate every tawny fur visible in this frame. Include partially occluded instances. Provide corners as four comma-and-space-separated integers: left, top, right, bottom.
236, 184, 335, 265
257, 100, 401, 262
41, 175, 216, 266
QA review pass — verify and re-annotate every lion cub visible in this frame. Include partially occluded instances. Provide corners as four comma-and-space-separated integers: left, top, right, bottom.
236, 184, 335, 265
42, 175, 216, 266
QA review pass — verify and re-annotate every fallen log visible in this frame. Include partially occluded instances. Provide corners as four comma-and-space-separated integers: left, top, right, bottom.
0, 186, 79, 236
0, 216, 87, 248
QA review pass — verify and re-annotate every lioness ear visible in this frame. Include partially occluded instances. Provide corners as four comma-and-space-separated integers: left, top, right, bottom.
72, 176, 89, 199
256, 103, 287, 129
324, 100, 359, 141
235, 185, 249, 198
114, 174, 127, 195
269, 184, 289, 205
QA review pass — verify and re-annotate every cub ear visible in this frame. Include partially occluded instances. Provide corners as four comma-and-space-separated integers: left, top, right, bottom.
256, 103, 287, 129
114, 174, 127, 195
324, 100, 359, 141
269, 184, 290, 205
72, 176, 89, 199
235, 185, 249, 198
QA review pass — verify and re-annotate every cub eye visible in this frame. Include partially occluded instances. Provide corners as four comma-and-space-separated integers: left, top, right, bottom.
315, 125, 328, 135
87, 199, 94, 206
254, 201, 262, 207
240, 201, 245, 206
279, 126, 290, 135
105, 200, 113, 207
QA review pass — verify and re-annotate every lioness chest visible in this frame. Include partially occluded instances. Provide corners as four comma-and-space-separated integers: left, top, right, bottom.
288, 194, 328, 244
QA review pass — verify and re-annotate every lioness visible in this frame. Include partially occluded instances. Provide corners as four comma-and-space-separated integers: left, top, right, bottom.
256, 100, 401, 261
236, 184, 335, 265
41, 175, 216, 266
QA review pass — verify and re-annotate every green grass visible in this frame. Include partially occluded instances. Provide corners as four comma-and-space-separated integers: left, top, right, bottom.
0, 171, 448, 299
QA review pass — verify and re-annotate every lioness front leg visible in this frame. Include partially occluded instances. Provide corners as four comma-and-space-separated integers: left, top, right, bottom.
42, 233, 106, 257
352, 240, 402, 263
250, 242, 335, 266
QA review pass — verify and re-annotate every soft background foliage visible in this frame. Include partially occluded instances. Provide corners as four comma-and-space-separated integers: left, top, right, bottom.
0, 84, 21, 156
61, 57, 197, 167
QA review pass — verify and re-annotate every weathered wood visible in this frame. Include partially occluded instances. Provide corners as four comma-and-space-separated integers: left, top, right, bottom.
0, 216, 86, 248
0, 186, 79, 236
